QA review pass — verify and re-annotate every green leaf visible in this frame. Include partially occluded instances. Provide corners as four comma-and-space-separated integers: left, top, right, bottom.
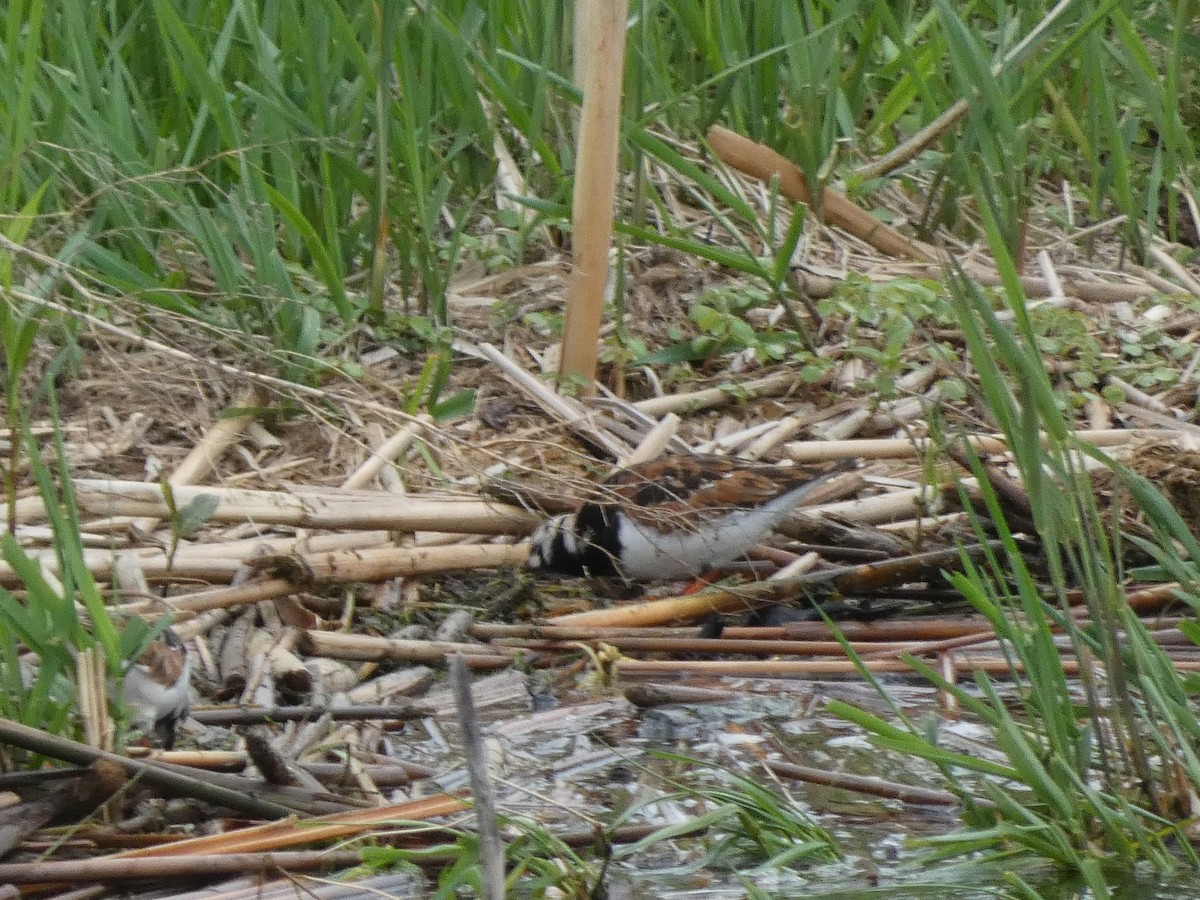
176, 493, 219, 538
431, 389, 475, 420
263, 183, 352, 321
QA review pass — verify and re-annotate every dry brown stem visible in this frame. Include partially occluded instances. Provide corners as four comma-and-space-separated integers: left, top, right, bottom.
707, 125, 936, 262
302, 630, 521, 668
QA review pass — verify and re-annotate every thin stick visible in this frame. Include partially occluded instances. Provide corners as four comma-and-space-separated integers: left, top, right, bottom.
449, 655, 505, 900
765, 760, 961, 807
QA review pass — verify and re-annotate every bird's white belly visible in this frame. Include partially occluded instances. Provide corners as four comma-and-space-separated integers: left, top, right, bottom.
615, 495, 798, 579
122, 665, 190, 729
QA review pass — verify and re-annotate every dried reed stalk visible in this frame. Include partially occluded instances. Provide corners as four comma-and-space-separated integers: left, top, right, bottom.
303, 630, 520, 669
783, 428, 1175, 462
630, 372, 795, 418
553, 544, 993, 629
549, 589, 768, 629
72, 479, 538, 533
471, 341, 631, 458
342, 414, 429, 490
765, 760, 960, 807
112, 793, 468, 859
278, 542, 528, 583
53, 544, 529, 618
493, 635, 886, 656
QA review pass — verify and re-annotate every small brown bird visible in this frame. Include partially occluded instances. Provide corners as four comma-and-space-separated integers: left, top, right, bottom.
121, 627, 191, 750
526, 454, 847, 580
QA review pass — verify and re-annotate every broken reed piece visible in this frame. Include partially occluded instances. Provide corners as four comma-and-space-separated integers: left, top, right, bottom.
242, 628, 311, 697
302, 630, 522, 669
86, 541, 525, 612
629, 371, 796, 418
346, 665, 436, 704
706, 125, 936, 263
623, 682, 741, 707
617, 412, 682, 469
807, 483, 947, 526
250, 542, 530, 584
549, 588, 773, 629
341, 413, 430, 490
470, 341, 632, 459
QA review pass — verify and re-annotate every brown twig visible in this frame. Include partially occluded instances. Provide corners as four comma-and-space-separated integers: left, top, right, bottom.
765, 760, 963, 807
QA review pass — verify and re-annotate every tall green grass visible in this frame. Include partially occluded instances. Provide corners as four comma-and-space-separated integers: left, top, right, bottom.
0, 0, 1192, 383
832, 150, 1200, 890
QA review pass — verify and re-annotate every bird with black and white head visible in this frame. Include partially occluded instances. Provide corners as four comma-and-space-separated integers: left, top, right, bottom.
526, 454, 850, 581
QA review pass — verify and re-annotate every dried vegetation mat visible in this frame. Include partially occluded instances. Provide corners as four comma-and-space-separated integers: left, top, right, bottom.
4, 151, 1200, 895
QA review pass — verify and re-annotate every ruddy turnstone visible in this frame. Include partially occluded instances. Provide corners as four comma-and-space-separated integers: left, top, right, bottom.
121, 627, 191, 750
526, 454, 848, 580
